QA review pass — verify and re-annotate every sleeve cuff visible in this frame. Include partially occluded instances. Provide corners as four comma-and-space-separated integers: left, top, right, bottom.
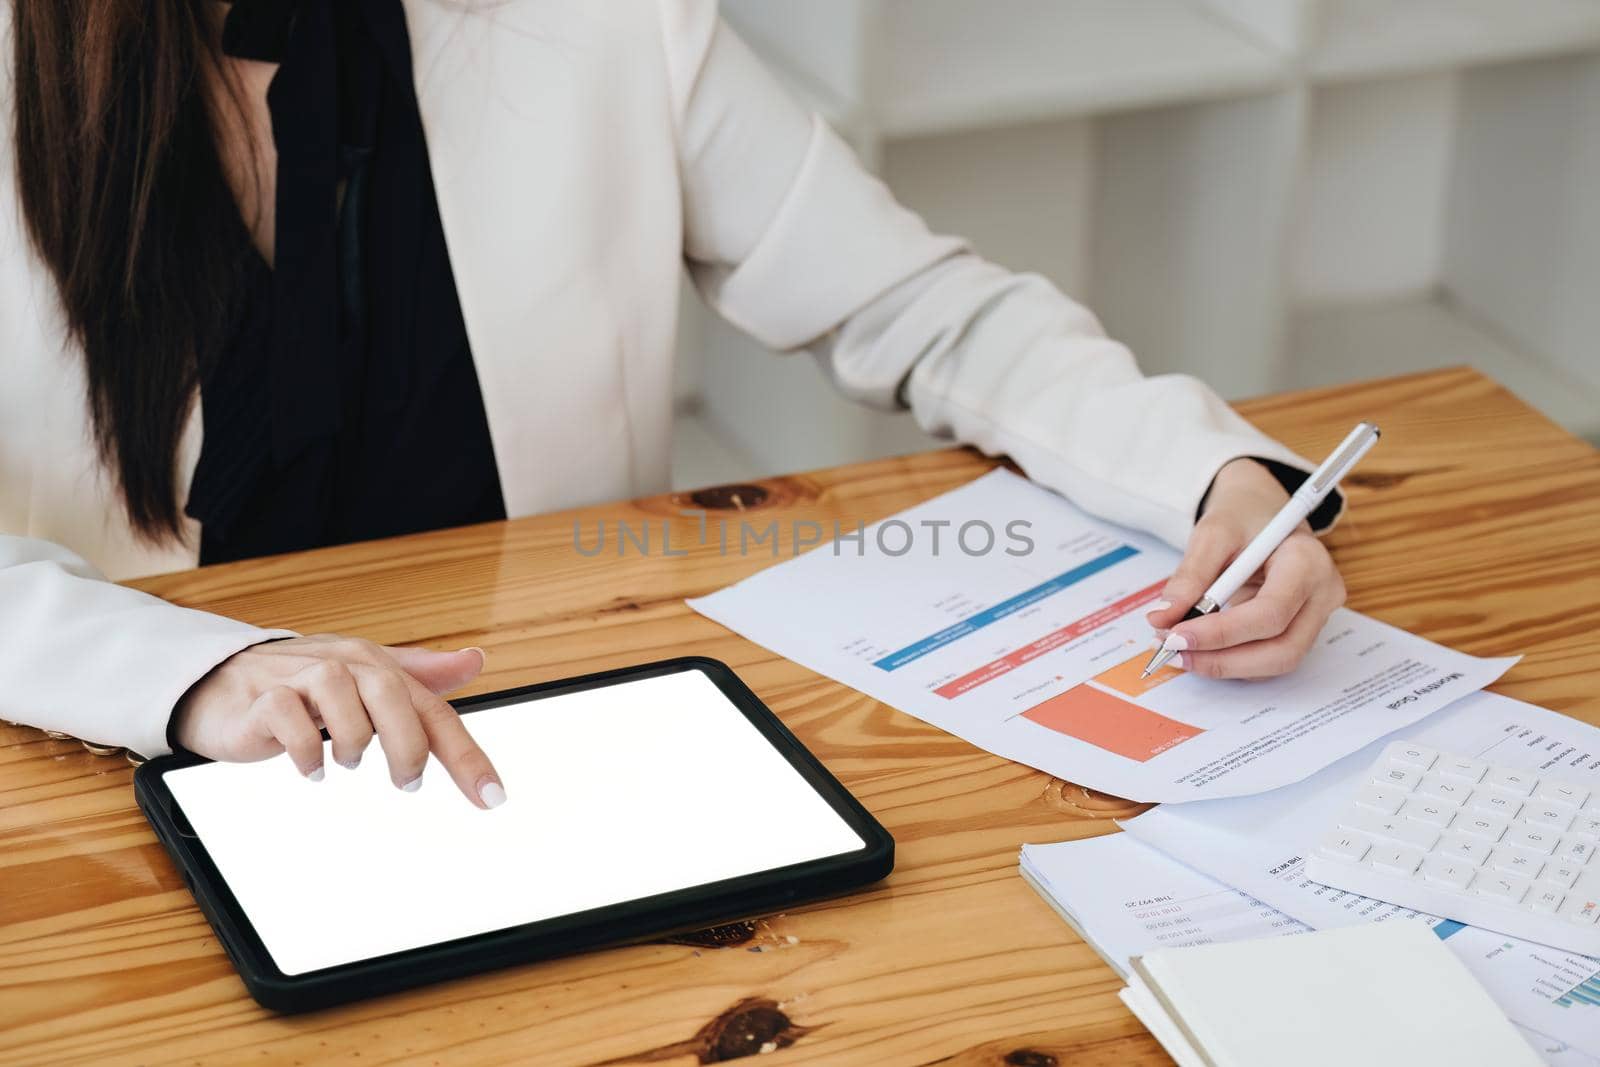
1195, 455, 1346, 536
127, 623, 299, 760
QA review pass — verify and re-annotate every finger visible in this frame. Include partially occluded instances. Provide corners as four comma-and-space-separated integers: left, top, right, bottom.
1183, 582, 1342, 679
1171, 547, 1318, 655
1150, 583, 1261, 638
1220, 583, 1260, 608
350, 663, 431, 791
256, 687, 326, 780
293, 660, 373, 769
385, 646, 486, 696
1148, 520, 1242, 629
397, 671, 505, 810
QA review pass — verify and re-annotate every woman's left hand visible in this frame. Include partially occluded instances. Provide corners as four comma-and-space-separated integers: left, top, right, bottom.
1144, 458, 1345, 679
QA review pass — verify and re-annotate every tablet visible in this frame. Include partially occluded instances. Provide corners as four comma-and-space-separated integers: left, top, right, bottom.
135, 657, 892, 1012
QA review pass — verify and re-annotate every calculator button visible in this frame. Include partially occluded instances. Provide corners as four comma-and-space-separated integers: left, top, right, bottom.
1373, 766, 1421, 792
1317, 830, 1370, 864
1575, 817, 1600, 839
1415, 775, 1469, 805
1477, 873, 1532, 904
1504, 826, 1559, 855
1527, 887, 1565, 914
1370, 845, 1424, 876
1343, 813, 1440, 851
1490, 850, 1543, 878
1467, 792, 1522, 819
1384, 742, 1438, 770
1439, 835, 1493, 867
1526, 803, 1577, 831
1558, 837, 1597, 866
1559, 896, 1600, 926
1419, 856, 1475, 890
1536, 780, 1591, 808
1486, 768, 1538, 797
1572, 870, 1600, 898
1355, 784, 1406, 815
1398, 799, 1455, 829
1438, 756, 1488, 783
1542, 863, 1583, 889
1456, 814, 1509, 842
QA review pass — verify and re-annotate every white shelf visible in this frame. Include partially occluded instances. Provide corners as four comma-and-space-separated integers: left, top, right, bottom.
685, 3, 1600, 479
872, 0, 1287, 137
1287, 296, 1600, 440
1310, 0, 1600, 83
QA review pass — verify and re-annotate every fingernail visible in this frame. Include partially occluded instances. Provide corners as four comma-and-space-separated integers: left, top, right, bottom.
1166, 633, 1189, 651
337, 755, 362, 771
306, 764, 325, 782
400, 774, 423, 793
1148, 599, 1173, 613
1178, 652, 1192, 670
478, 779, 506, 809
464, 646, 487, 666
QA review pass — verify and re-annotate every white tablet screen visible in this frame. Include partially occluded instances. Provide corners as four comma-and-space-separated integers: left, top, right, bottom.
162, 667, 867, 976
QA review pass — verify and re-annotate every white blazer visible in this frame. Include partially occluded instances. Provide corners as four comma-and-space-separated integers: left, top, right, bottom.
0, 0, 1325, 758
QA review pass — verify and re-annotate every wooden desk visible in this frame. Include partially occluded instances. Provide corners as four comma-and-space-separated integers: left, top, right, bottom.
4, 367, 1598, 1065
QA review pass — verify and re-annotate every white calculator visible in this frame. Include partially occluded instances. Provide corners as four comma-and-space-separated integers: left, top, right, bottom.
1305, 740, 1600, 955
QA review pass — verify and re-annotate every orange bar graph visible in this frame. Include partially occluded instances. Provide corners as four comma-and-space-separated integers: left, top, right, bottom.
1095, 651, 1184, 698
1022, 685, 1202, 762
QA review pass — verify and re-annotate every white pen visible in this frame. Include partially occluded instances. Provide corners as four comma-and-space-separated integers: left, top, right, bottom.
1141, 421, 1382, 678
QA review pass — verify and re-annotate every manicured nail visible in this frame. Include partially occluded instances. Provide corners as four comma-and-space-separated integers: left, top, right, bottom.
1166, 633, 1190, 651
1148, 599, 1173, 613
306, 764, 325, 782
337, 754, 362, 770
400, 774, 423, 793
1178, 652, 1192, 670
478, 779, 506, 809
465, 646, 487, 666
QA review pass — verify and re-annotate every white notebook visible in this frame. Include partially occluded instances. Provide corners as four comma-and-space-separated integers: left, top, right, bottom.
1122, 922, 1541, 1067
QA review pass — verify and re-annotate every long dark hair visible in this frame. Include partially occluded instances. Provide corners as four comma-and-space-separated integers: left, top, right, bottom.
13, 1, 250, 540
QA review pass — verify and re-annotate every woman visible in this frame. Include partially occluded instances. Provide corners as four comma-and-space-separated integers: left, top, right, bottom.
0, 0, 1345, 809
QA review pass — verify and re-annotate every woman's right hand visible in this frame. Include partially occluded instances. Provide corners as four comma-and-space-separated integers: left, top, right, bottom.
170, 634, 505, 809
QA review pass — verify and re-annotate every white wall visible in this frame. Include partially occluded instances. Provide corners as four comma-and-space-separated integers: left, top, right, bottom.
1290, 73, 1458, 306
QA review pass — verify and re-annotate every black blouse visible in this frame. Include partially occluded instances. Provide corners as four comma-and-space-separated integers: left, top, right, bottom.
186, 0, 505, 564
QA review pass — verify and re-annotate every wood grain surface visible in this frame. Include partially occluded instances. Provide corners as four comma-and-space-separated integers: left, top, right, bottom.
3, 367, 1598, 1065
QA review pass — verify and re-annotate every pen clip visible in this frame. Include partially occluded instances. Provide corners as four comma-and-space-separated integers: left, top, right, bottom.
1309, 422, 1380, 494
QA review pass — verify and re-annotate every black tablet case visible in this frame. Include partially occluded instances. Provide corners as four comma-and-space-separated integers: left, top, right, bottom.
135, 657, 894, 1012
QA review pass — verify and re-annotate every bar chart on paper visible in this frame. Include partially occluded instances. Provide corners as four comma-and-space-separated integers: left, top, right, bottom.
688, 470, 1517, 802
855, 536, 1184, 756
1557, 975, 1600, 1010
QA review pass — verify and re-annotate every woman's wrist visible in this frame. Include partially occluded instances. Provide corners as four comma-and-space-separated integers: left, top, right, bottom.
1199, 457, 1290, 519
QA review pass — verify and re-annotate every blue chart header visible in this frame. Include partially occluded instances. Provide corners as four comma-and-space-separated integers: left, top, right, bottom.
873, 544, 1139, 671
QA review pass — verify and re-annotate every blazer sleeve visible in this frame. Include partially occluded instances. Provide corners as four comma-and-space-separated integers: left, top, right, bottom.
658, 1, 1343, 550
0, 536, 297, 758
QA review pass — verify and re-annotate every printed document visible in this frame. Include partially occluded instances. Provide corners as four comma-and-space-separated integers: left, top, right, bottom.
1119, 691, 1600, 1060
690, 470, 1515, 802
1025, 832, 1599, 1065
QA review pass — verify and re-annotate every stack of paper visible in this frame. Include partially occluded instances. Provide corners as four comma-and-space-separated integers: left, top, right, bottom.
1020, 693, 1600, 1065
686, 469, 1594, 1061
